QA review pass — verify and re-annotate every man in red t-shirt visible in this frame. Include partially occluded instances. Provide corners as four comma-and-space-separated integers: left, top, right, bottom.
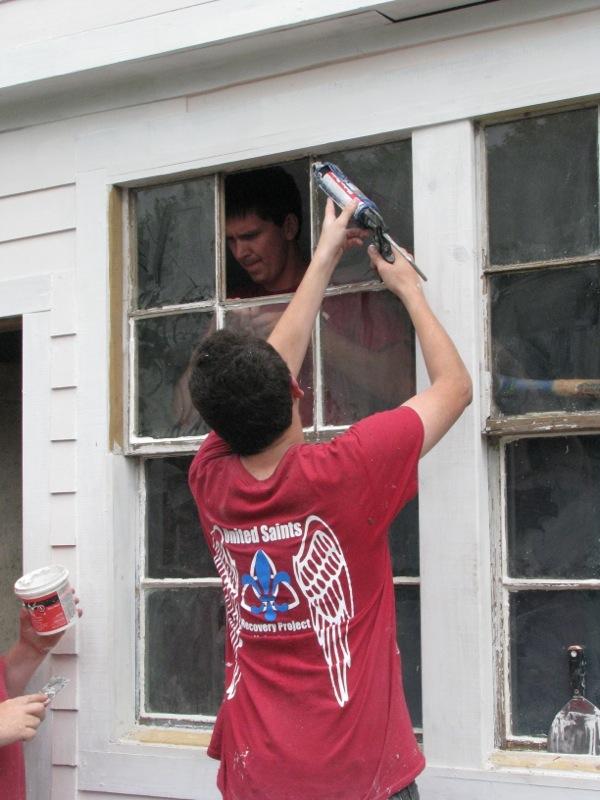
187, 199, 471, 800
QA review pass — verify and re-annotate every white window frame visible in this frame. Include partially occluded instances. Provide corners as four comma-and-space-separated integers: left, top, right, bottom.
480, 104, 600, 751
122, 144, 422, 732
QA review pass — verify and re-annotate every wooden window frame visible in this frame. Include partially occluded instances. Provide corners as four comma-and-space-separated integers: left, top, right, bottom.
118, 144, 421, 731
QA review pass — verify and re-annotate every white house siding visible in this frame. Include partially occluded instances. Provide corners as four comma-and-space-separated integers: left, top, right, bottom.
0, 1, 599, 799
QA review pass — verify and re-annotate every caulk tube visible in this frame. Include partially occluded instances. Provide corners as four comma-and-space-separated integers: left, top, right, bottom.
312, 162, 385, 230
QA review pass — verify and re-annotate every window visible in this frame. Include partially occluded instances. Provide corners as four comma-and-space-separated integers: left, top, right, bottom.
484, 106, 600, 748
125, 142, 421, 729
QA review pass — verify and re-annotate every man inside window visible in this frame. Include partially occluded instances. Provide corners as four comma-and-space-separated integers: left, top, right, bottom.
174, 165, 413, 432
187, 199, 472, 800
225, 166, 308, 299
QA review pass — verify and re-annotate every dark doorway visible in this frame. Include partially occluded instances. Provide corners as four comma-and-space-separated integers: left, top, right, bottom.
0, 319, 23, 652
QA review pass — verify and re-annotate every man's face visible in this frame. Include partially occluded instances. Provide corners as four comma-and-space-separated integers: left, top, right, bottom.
225, 213, 294, 291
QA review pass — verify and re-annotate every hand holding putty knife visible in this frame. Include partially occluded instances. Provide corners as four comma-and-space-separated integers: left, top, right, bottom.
547, 645, 600, 755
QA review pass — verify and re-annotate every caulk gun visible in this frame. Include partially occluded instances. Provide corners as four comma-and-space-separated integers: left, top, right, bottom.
312, 161, 427, 281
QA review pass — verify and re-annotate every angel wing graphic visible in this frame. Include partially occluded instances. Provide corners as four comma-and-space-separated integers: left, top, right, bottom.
292, 515, 355, 707
211, 525, 243, 699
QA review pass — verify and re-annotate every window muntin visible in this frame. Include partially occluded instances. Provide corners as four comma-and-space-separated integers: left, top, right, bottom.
485, 106, 600, 749
131, 143, 419, 730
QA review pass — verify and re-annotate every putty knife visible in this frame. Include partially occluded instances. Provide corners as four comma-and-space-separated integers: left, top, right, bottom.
547, 645, 600, 755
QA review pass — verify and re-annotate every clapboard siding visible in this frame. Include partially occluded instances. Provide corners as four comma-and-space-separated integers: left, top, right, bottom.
0, 231, 75, 282
49, 441, 77, 494
50, 492, 77, 548
51, 335, 78, 389
0, 186, 75, 242
51, 710, 78, 766
50, 387, 77, 442
0, 98, 183, 195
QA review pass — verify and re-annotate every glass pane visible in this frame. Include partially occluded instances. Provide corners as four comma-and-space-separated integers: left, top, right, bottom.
135, 178, 216, 309
321, 291, 415, 426
491, 263, 600, 416
510, 590, 600, 737
395, 586, 422, 728
317, 140, 413, 286
225, 303, 314, 427
506, 436, 600, 579
486, 108, 599, 265
136, 311, 214, 439
225, 161, 311, 299
145, 588, 224, 716
146, 457, 217, 579
389, 496, 419, 576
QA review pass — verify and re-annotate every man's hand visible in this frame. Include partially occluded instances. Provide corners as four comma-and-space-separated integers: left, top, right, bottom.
229, 307, 283, 340
0, 694, 47, 746
367, 243, 422, 301
313, 199, 367, 267
367, 244, 472, 457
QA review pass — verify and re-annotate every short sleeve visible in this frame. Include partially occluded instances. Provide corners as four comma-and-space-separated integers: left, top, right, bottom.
189, 431, 231, 487
348, 406, 424, 528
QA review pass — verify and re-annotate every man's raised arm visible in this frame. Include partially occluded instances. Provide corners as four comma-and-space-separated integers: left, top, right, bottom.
368, 244, 472, 456
267, 199, 364, 377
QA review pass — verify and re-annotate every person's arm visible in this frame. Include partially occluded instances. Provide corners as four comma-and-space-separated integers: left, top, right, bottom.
4, 598, 81, 698
368, 244, 472, 456
267, 199, 364, 376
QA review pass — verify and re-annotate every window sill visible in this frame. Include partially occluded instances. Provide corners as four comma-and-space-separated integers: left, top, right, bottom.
489, 749, 600, 776
121, 725, 212, 749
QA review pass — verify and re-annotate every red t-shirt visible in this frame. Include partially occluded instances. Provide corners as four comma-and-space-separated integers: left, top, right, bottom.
189, 406, 425, 800
0, 658, 26, 800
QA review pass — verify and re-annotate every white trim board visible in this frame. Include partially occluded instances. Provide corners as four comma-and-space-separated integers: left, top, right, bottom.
69, 4, 600, 184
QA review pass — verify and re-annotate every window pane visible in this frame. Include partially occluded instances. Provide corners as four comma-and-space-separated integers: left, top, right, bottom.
225, 303, 314, 427
321, 291, 414, 426
486, 108, 599, 265
491, 263, 600, 416
389, 496, 419, 576
506, 436, 600, 579
145, 588, 224, 717
135, 178, 216, 309
146, 457, 217, 579
395, 586, 422, 728
510, 590, 600, 737
136, 311, 214, 439
225, 160, 311, 299
317, 141, 413, 286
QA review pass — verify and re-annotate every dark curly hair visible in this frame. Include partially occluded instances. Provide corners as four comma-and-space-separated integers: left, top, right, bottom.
189, 330, 293, 455
225, 166, 302, 238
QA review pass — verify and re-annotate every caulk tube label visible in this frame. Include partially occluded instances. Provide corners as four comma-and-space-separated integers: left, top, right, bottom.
313, 162, 380, 227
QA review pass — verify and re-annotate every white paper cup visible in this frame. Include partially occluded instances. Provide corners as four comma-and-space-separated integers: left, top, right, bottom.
14, 565, 77, 636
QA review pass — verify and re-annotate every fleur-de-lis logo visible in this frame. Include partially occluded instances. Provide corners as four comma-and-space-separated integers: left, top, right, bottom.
241, 550, 299, 622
